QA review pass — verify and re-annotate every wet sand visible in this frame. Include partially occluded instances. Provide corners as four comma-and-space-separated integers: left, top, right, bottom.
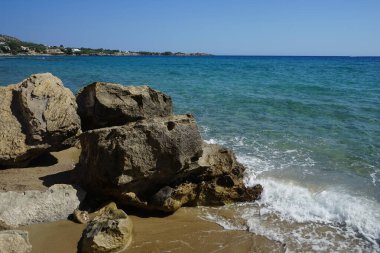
2, 148, 284, 252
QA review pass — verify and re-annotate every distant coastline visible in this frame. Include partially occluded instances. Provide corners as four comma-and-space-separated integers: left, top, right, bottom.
0, 34, 211, 57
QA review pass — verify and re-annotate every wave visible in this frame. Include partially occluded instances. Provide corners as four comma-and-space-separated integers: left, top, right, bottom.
203, 137, 380, 252
201, 177, 380, 252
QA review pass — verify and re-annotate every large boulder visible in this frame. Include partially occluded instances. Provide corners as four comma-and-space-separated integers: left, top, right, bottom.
0, 73, 81, 167
17, 73, 81, 148
76, 114, 262, 212
80, 202, 133, 253
76, 114, 203, 204
0, 85, 44, 167
76, 82, 172, 130
0, 230, 32, 253
0, 184, 86, 227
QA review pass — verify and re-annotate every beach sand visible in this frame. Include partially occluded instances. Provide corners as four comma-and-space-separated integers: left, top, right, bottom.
2, 148, 285, 253
23, 207, 285, 253
0, 147, 80, 192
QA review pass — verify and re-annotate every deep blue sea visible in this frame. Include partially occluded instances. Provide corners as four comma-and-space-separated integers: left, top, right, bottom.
1, 56, 380, 252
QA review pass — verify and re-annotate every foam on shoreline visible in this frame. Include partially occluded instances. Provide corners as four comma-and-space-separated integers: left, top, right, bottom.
203, 137, 380, 252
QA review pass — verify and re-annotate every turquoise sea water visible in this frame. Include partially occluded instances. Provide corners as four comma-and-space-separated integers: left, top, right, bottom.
1, 56, 380, 251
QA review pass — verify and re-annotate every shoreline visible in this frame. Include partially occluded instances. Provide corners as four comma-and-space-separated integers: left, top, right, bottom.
23, 207, 285, 253
0, 53, 212, 57
1, 147, 284, 252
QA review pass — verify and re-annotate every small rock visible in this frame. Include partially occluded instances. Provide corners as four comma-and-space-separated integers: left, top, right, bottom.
73, 209, 90, 224
80, 202, 133, 253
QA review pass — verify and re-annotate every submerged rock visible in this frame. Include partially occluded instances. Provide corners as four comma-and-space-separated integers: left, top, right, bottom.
0, 230, 32, 253
76, 82, 172, 130
0, 73, 81, 167
0, 184, 86, 227
81, 202, 133, 253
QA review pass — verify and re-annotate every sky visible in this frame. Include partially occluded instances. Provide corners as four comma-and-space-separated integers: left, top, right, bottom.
1, 0, 380, 56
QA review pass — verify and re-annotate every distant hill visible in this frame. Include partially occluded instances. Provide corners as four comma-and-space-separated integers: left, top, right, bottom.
0, 34, 211, 56
0, 34, 47, 54
0, 34, 22, 42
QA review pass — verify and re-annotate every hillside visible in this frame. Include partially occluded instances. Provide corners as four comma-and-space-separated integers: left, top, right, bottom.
0, 34, 210, 56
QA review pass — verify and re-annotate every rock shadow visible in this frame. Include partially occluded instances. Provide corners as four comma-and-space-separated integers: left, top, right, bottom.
10, 89, 29, 138
39, 170, 73, 187
28, 152, 58, 167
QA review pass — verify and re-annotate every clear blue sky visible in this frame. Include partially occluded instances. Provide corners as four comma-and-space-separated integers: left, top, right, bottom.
1, 0, 380, 56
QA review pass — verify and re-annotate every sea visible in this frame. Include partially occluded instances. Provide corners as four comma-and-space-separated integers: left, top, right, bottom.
1, 55, 379, 252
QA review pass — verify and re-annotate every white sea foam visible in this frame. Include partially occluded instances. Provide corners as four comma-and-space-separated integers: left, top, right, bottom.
256, 178, 380, 242
204, 138, 226, 146
202, 185, 380, 252
202, 136, 380, 251
370, 170, 379, 186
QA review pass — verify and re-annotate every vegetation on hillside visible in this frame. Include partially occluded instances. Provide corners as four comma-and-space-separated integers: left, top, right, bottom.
0, 34, 210, 56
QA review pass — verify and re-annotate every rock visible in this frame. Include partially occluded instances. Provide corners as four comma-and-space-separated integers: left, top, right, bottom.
77, 113, 261, 212
0, 84, 45, 167
73, 209, 90, 224
0, 220, 14, 231
81, 202, 133, 253
0, 73, 81, 167
76, 114, 203, 204
149, 144, 263, 212
0, 230, 32, 253
76, 82, 172, 130
0, 184, 86, 227
150, 183, 198, 212
17, 73, 81, 150
195, 143, 263, 206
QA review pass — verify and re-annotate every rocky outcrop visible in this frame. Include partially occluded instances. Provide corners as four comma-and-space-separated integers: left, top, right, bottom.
150, 143, 263, 212
80, 202, 133, 253
77, 114, 203, 200
0, 230, 32, 253
77, 114, 262, 212
0, 184, 86, 227
0, 73, 81, 167
194, 143, 263, 206
76, 82, 172, 130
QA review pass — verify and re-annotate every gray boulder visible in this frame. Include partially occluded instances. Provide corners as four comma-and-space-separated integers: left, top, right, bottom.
0, 230, 32, 253
76, 82, 172, 130
0, 184, 86, 227
0, 73, 81, 167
